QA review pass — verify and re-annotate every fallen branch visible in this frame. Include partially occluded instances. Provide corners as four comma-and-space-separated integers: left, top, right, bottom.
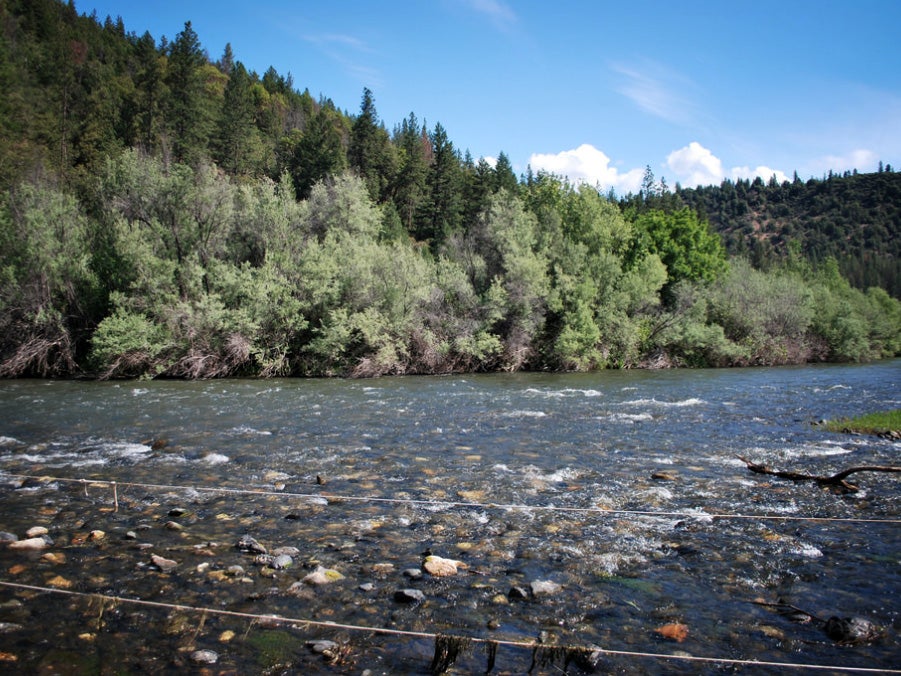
737, 456, 901, 492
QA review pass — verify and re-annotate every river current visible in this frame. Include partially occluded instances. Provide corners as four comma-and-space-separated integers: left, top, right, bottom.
0, 361, 898, 673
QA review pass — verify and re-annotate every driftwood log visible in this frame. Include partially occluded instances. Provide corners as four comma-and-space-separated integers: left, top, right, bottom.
737, 456, 901, 492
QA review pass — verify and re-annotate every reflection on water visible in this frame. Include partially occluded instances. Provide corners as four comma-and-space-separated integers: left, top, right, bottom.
0, 361, 898, 673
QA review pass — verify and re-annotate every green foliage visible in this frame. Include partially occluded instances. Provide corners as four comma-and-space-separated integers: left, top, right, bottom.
824, 409, 901, 436
0, 0, 896, 379
630, 208, 727, 290
674, 172, 901, 297
0, 180, 98, 376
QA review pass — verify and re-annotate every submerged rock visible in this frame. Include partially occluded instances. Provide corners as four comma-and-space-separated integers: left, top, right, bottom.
8, 536, 51, 551
189, 649, 218, 664
302, 566, 345, 585
530, 580, 563, 596
824, 616, 881, 644
394, 588, 425, 604
150, 554, 178, 572
235, 534, 266, 554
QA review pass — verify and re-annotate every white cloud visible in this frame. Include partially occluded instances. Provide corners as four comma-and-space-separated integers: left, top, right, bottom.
528, 144, 644, 193
666, 141, 789, 188
666, 142, 723, 188
730, 165, 791, 184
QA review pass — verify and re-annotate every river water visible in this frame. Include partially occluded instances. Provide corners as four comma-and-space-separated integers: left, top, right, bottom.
0, 362, 898, 673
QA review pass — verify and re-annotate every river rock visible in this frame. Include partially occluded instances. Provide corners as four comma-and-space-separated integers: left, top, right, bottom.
303, 566, 345, 585
530, 580, 563, 596
402, 568, 423, 580
189, 649, 218, 664
308, 640, 338, 654
824, 616, 881, 644
235, 535, 266, 554
8, 536, 50, 551
0, 532, 17, 543
25, 526, 48, 538
423, 555, 468, 577
271, 554, 293, 570
508, 586, 529, 600
394, 588, 425, 604
651, 470, 679, 481
271, 546, 300, 557
150, 554, 178, 572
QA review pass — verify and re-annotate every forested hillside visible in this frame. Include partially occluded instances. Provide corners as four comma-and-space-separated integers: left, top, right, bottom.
0, 0, 898, 378
670, 171, 901, 297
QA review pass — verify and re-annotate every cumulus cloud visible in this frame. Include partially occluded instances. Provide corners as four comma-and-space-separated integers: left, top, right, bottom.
528, 144, 644, 193
665, 142, 723, 188
666, 141, 789, 187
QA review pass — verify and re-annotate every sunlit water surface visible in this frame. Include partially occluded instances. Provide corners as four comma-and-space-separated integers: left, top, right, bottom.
0, 361, 898, 673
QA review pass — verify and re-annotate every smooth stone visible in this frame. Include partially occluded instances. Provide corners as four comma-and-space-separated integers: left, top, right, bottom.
271, 554, 293, 570
530, 580, 563, 596
423, 555, 467, 577
124, 531, 137, 540
359, 582, 375, 592
303, 566, 345, 585
651, 470, 679, 481
402, 568, 423, 580
235, 535, 266, 554
25, 526, 48, 538
308, 640, 338, 654
190, 649, 218, 664
150, 554, 178, 572
394, 588, 425, 604
163, 521, 183, 531
8, 536, 50, 551
0, 532, 18, 542
271, 546, 300, 557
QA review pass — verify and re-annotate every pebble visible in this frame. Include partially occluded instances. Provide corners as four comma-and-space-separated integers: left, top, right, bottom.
508, 586, 529, 600
359, 582, 375, 592
25, 526, 48, 538
150, 554, 178, 572
271, 554, 293, 570
235, 535, 266, 554
531, 580, 563, 596
394, 588, 425, 604
8, 536, 50, 551
302, 566, 345, 585
402, 568, 423, 580
163, 521, 183, 531
423, 555, 467, 577
189, 649, 218, 664
308, 640, 338, 654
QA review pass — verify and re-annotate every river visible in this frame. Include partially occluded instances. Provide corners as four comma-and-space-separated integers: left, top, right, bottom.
0, 361, 898, 673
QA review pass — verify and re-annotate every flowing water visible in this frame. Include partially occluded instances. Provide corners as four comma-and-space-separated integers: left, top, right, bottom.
0, 362, 898, 674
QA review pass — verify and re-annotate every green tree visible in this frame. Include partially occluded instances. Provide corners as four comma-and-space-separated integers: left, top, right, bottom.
631, 207, 727, 293
418, 122, 463, 246
348, 88, 396, 203
164, 21, 210, 162
289, 105, 347, 199
214, 61, 257, 174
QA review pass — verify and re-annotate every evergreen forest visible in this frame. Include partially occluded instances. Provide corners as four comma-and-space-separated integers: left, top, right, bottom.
1, 0, 899, 379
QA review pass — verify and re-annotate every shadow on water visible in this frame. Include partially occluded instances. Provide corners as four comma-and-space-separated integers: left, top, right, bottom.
0, 361, 898, 673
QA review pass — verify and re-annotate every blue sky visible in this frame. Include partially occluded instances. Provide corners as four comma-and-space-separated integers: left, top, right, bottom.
81, 0, 901, 192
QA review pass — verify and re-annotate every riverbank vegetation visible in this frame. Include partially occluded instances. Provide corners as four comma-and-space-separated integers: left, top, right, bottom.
823, 410, 901, 437
0, 0, 899, 378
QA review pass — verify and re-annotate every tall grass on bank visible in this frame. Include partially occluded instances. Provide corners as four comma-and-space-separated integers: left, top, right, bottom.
824, 410, 901, 436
